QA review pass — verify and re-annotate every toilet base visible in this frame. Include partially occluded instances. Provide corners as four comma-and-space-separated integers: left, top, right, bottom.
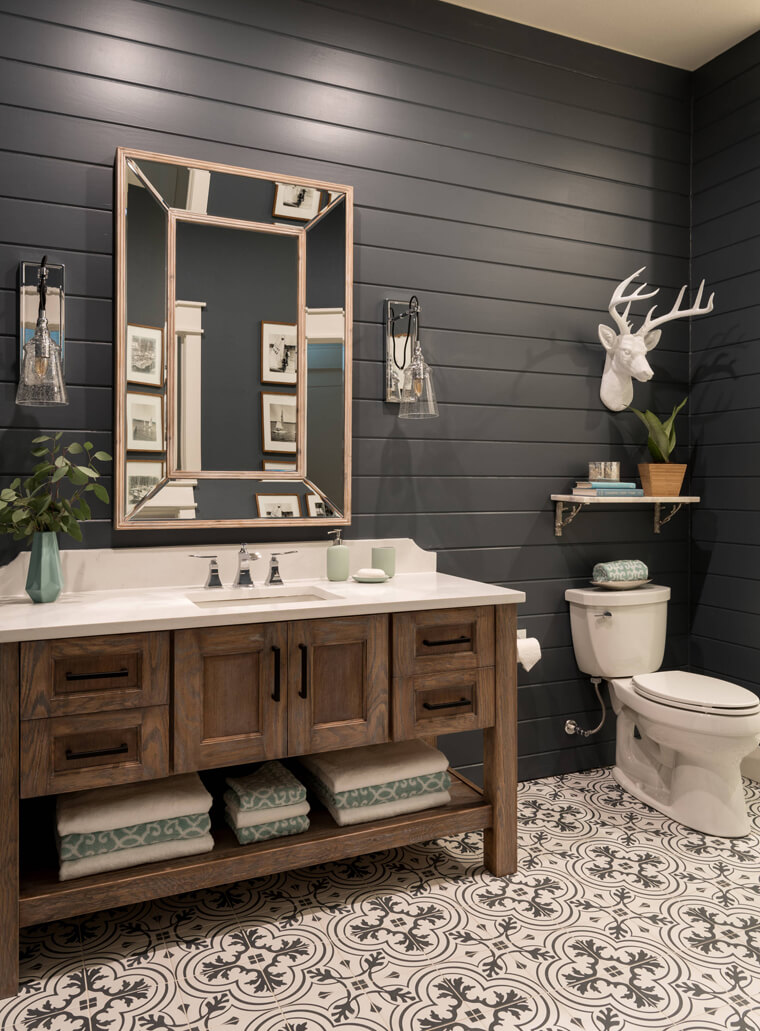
613, 760, 751, 838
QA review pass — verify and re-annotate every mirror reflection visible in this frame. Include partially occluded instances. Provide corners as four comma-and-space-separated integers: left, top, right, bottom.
115, 149, 352, 529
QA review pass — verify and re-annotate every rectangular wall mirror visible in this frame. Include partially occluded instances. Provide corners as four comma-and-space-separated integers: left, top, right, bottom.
114, 148, 353, 529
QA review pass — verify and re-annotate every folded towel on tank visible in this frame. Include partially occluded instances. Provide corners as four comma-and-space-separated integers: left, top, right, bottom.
300, 739, 448, 795
56, 773, 212, 836
58, 812, 211, 862
307, 775, 450, 826
58, 832, 214, 881
225, 761, 306, 811
224, 794, 310, 829
225, 813, 309, 844
592, 559, 649, 582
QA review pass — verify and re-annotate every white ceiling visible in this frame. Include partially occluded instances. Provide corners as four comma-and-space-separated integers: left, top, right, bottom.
439, 0, 760, 70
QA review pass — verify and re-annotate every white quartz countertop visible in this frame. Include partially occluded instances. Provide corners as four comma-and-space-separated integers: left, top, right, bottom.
0, 572, 525, 643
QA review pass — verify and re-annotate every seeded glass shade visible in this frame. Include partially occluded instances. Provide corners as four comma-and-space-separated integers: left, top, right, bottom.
399, 343, 438, 419
16, 313, 68, 406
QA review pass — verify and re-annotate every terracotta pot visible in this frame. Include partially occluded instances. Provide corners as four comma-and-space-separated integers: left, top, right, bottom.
638, 463, 687, 497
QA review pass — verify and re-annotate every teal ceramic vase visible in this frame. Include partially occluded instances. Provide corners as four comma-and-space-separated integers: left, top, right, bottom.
25, 532, 63, 604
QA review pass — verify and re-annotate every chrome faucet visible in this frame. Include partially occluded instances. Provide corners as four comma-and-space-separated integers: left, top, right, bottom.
190, 554, 223, 588
234, 545, 262, 588
265, 551, 297, 586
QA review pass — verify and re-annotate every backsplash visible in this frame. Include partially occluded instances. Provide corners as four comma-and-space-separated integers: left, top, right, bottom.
0, 0, 694, 779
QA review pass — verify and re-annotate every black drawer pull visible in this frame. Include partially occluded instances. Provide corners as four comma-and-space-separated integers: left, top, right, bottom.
65, 668, 129, 682
65, 742, 129, 761
423, 697, 471, 711
299, 643, 308, 699
422, 636, 471, 648
272, 645, 281, 702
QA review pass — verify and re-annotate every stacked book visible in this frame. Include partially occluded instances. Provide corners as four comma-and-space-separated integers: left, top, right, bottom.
573, 479, 643, 497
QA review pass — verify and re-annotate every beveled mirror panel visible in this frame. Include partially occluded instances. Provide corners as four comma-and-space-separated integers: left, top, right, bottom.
114, 149, 352, 529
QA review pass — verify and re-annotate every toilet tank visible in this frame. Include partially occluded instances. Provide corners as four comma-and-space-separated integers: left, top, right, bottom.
564, 584, 670, 678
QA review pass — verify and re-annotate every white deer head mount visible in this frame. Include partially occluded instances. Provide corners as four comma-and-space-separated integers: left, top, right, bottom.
599, 267, 714, 412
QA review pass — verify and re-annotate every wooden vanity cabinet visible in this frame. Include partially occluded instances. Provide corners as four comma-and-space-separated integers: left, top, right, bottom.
2, 600, 518, 1003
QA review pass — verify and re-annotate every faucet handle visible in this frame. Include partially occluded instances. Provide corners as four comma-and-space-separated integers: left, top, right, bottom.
190, 554, 223, 589
270, 550, 297, 557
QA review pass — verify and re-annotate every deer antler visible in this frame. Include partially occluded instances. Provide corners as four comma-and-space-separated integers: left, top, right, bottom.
639, 279, 715, 335
607, 267, 660, 334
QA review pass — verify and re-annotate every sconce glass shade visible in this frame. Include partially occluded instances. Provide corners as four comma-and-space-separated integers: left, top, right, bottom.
399, 342, 438, 419
16, 313, 69, 406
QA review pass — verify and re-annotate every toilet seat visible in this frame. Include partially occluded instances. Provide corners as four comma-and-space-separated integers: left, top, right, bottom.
633, 670, 760, 716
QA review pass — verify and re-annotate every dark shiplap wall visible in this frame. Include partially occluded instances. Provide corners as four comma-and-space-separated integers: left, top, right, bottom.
0, 0, 692, 781
690, 31, 760, 701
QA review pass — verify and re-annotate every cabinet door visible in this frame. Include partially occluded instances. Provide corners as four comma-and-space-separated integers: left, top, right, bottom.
174, 623, 288, 771
288, 614, 389, 755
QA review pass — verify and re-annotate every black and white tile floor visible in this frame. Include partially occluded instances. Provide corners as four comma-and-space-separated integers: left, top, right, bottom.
6, 767, 760, 1030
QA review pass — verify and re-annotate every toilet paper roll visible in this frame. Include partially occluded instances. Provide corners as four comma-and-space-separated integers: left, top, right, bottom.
517, 637, 541, 672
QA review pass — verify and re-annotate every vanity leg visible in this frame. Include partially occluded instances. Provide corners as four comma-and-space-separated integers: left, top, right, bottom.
0, 645, 18, 998
483, 605, 517, 876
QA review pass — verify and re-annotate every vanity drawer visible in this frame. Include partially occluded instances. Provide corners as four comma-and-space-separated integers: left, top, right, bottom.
392, 667, 495, 739
392, 607, 494, 676
20, 632, 170, 718
20, 705, 170, 797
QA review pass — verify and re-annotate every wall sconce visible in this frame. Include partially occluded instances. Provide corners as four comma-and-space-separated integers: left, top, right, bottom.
384, 295, 438, 419
16, 255, 68, 406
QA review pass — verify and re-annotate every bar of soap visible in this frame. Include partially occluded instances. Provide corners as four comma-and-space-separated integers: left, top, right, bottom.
354, 567, 387, 580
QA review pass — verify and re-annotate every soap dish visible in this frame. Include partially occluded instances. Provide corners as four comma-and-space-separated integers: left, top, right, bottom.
353, 567, 389, 584
590, 579, 652, 590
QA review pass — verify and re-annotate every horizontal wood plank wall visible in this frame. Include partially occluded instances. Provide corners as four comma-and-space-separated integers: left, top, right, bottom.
0, 0, 691, 780
690, 30, 760, 703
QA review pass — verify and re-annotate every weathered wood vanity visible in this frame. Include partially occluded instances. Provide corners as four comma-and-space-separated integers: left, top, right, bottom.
0, 572, 523, 998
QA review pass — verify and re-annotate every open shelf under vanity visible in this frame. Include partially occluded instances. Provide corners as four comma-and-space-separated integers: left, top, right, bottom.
19, 773, 490, 927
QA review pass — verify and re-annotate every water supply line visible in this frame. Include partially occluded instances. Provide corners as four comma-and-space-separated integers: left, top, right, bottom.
565, 677, 607, 738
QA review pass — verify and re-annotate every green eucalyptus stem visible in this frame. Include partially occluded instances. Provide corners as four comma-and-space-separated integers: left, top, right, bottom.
0, 433, 112, 543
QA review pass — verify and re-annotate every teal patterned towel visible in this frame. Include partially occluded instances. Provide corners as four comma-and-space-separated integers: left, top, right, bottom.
226, 813, 309, 844
58, 813, 211, 862
592, 559, 649, 582
313, 771, 451, 810
226, 761, 306, 812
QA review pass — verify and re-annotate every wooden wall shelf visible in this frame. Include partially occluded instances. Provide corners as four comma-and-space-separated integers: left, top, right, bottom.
550, 495, 700, 537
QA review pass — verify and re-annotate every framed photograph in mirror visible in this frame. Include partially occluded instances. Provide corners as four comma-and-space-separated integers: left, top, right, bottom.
126, 460, 164, 513
272, 182, 321, 221
126, 324, 164, 387
261, 391, 297, 454
306, 492, 329, 517
261, 322, 297, 385
263, 460, 297, 472
255, 493, 302, 518
126, 391, 164, 452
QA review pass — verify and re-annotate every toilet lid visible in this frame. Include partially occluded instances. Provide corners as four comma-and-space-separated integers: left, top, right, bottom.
633, 671, 760, 715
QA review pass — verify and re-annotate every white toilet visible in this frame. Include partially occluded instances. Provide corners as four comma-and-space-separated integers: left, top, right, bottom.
565, 584, 760, 837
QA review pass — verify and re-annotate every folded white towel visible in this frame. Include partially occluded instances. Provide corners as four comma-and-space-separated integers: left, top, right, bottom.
316, 784, 451, 826
300, 739, 448, 794
59, 831, 214, 880
224, 794, 310, 830
57, 773, 212, 836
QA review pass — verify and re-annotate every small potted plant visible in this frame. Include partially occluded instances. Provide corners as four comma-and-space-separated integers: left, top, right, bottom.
630, 396, 688, 497
0, 434, 111, 603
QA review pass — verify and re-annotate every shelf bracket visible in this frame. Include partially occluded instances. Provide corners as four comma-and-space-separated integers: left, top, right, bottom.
653, 502, 682, 534
554, 500, 584, 537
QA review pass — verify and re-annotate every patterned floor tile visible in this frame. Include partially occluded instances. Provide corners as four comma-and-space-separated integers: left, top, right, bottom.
9, 767, 760, 1031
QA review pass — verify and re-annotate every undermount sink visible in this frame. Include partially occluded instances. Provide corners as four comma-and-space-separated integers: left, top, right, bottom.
186, 585, 340, 608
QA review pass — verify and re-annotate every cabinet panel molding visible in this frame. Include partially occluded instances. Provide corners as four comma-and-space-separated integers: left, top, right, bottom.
20, 631, 170, 719
173, 623, 288, 771
20, 705, 169, 798
288, 613, 389, 754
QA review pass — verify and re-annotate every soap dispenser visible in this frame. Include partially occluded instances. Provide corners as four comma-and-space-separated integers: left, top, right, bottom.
326, 529, 349, 582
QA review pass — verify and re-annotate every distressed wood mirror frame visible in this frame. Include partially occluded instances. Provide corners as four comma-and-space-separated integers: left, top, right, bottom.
114, 147, 353, 530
